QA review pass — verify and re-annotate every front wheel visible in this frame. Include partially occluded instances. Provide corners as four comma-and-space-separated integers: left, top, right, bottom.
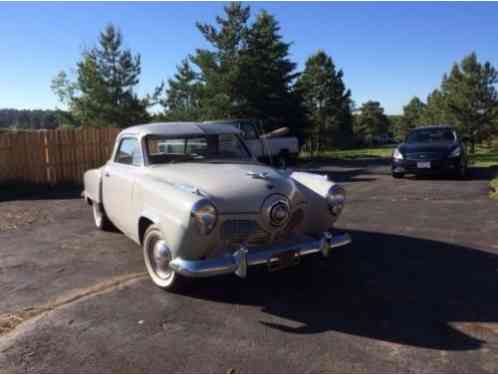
142, 225, 187, 291
457, 161, 468, 179
392, 172, 404, 179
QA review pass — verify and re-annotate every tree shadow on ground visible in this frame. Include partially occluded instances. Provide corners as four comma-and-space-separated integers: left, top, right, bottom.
298, 156, 391, 169
0, 184, 82, 202
181, 229, 498, 351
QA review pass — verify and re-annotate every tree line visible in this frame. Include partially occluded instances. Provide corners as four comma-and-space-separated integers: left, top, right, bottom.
398, 52, 498, 151
4, 2, 497, 152
49, 2, 356, 151
0, 109, 65, 130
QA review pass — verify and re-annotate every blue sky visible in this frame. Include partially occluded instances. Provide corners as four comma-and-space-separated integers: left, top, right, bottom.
1, 2, 497, 115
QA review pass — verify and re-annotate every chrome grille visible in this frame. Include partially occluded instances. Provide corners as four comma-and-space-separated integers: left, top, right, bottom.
406, 152, 443, 160
221, 220, 271, 247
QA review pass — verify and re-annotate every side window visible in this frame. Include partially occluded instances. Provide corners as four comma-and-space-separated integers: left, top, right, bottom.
115, 138, 142, 166
239, 123, 258, 140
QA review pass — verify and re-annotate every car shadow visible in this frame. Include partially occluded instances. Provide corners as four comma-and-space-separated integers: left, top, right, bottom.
181, 229, 498, 351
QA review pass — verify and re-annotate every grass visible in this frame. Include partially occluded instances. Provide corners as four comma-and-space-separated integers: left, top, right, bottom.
469, 145, 498, 200
469, 145, 498, 167
490, 177, 498, 200
299, 146, 394, 161
299, 143, 498, 200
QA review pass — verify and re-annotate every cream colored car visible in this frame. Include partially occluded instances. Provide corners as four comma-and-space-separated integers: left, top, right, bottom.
83, 122, 351, 291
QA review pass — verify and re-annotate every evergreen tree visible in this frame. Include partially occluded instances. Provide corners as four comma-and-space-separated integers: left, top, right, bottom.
239, 11, 303, 134
295, 50, 353, 151
191, 2, 251, 119
163, 59, 202, 121
354, 101, 390, 144
52, 24, 161, 128
177, 2, 307, 140
400, 96, 426, 137
421, 89, 452, 126
441, 52, 498, 151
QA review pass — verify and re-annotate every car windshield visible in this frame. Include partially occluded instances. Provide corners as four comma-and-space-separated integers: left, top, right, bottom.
145, 133, 252, 164
406, 128, 456, 144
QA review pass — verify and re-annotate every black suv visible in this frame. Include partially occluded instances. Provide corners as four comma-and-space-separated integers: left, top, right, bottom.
392, 125, 468, 178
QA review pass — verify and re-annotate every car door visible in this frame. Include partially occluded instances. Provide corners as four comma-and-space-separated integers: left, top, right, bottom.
102, 136, 143, 236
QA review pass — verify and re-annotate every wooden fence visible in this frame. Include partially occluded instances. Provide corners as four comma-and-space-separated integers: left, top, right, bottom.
0, 128, 120, 186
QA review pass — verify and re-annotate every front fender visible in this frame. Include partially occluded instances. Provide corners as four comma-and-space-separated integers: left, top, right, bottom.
83, 168, 103, 203
290, 171, 339, 232
135, 177, 218, 261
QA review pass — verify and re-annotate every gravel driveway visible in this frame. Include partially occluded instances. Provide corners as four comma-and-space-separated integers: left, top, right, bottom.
1, 160, 497, 373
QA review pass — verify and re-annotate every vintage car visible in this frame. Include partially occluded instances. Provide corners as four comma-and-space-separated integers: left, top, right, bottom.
83, 122, 351, 291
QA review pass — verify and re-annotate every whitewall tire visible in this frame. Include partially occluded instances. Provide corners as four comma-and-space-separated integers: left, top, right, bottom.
142, 225, 186, 291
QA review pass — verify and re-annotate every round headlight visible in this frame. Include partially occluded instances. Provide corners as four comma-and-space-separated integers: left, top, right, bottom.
449, 147, 461, 157
393, 148, 404, 160
191, 199, 217, 235
327, 185, 346, 216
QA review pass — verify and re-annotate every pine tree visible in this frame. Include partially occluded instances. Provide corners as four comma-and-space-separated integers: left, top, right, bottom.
191, 2, 251, 119
400, 96, 426, 137
354, 101, 390, 144
239, 11, 299, 124
163, 59, 202, 121
421, 89, 452, 126
183, 2, 307, 138
295, 50, 353, 151
52, 24, 160, 127
441, 52, 498, 151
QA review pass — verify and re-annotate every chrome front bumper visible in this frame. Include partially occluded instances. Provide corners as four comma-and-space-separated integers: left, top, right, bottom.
169, 232, 351, 278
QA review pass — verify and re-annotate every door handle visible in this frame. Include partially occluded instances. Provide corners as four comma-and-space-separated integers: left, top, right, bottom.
104, 171, 110, 177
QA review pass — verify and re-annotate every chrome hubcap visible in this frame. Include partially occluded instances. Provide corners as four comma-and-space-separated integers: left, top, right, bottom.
150, 239, 172, 280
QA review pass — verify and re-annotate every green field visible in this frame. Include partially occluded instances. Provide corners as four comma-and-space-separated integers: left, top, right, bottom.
300, 146, 394, 160
469, 146, 498, 199
300, 144, 498, 199
469, 145, 498, 167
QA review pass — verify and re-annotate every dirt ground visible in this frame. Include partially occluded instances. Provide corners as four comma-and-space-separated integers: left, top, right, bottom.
1, 160, 497, 373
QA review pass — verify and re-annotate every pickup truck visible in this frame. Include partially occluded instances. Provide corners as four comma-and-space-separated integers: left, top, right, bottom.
203, 119, 299, 168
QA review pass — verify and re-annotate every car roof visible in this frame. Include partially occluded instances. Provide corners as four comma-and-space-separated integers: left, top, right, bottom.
119, 122, 241, 138
202, 119, 257, 125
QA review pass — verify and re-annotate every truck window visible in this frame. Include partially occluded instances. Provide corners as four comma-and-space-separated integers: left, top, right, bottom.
239, 123, 258, 140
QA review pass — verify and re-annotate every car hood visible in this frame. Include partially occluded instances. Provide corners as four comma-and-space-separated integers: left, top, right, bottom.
399, 142, 458, 155
145, 162, 297, 214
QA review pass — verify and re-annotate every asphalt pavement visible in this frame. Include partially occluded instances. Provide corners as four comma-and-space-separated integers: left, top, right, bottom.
1, 159, 497, 373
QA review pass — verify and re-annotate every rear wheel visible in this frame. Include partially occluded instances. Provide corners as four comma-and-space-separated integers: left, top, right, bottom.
92, 201, 113, 231
392, 172, 404, 179
142, 225, 187, 291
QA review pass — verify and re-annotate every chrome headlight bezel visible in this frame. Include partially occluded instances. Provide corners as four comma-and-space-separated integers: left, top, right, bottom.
327, 185, 346, 217
261, 194, 291, 230
191, 199, 218, 235
268, 199, 290, 227
449, 146, 461, 158
393, 148, 404, 160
